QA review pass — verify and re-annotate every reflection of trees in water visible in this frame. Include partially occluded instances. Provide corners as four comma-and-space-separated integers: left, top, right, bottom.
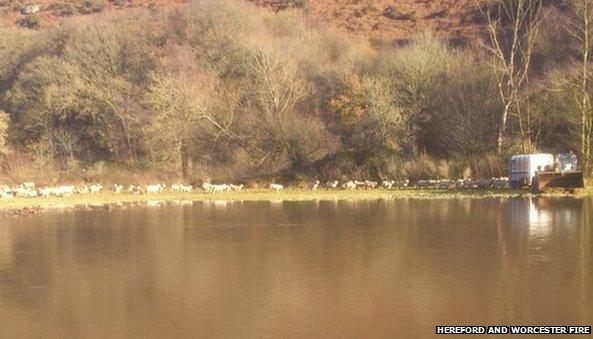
0, 199, 592, 337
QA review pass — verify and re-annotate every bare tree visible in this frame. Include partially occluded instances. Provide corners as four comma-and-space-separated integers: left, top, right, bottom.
482, 0, 544, 153
145, 72, 237, 177
0, 110, 8, 155
567, 0, 593, 175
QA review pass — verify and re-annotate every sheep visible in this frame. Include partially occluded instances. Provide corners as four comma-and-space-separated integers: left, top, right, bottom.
462, 179, 474, 188
113, 184, 124, 194
1, 191, 15, 199
62, 186, 76, 197
172, 184, 193, 193
21, 5, 40, 15
309, 180, 320, 190
38, 187, 52, 197
202, 183, 213, 193
89, 184, 103, 194
77, 185, 90, 195
128, 185, 143, 195
342, 181, 357, 190
202, 183, 230, 193
146, 184, 165, 194
364, 180, 378, 189
23, 182, 35, 190
416, 180, 438, 189
229, 184, 244, 191
270, 183, 284, 191
14, 186, 38, 198
396, 179, 410, 188
325, 181, 339, 189
354, 181, 366, 189
46, 185, 75, 197
438, 180, 455, 190
475, 179, 493, 189
381, 180, 395, 189
211, 184, 230, 193
492, 177, 509, 189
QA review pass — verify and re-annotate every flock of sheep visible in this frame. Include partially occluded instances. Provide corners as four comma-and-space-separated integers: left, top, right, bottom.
0, 177, 511, 200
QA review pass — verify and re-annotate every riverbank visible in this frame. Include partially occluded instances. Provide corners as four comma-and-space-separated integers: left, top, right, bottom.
1, 187, 591, 216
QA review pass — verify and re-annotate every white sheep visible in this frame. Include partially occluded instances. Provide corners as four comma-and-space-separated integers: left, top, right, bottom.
128, 185, 143, 195
211, 184, 230, 193
325, 180, 339, 189
202, 183, 213, 193
270, 183, 284, 191
89, 184, 103, 194
342, 181, 357, 190
229, 184, 244, 191
23, 182, 36, 190
172, 184, 193, 193
1, 191, 15, 199
52, 185, 75, 197
381, 180, 394, 189
309, 180, 320, 190
354, 181, 366, 189
146, 184, 165, 194
397, 179, 410, 187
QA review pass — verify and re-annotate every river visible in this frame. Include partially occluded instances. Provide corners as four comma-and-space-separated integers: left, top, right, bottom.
0, 198, 591, 338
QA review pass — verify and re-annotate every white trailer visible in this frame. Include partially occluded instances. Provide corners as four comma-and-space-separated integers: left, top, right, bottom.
508, 154, 555, 188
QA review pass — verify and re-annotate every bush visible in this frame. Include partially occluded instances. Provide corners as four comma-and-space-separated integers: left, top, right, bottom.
383, 6, 414, 20
50, 2, 78, 16
81, 0, 107, 13
18, 13, 41, 28
402, 154, 449, 181
275, 0, 307, 9
5, 0, 26, 12
0, 0, 586, 182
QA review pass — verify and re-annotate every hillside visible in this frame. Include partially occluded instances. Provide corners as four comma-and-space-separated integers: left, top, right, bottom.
254, 0, 485, 45
0, 0, 485, 44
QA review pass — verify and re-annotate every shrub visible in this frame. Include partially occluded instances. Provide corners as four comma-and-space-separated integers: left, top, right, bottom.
282, 0, 307, 9
50, 2, 78, 16
18, 13, 41, 28
383, 6, 414, 20
81, 0, 107, 13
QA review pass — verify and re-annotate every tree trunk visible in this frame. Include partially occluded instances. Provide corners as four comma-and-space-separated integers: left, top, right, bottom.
496, 103, 511, 154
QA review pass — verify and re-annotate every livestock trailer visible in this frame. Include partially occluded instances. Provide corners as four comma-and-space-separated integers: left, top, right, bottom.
508, 154, 555, 188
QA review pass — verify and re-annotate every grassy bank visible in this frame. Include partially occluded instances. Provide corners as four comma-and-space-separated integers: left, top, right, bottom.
1, 187, 591, 216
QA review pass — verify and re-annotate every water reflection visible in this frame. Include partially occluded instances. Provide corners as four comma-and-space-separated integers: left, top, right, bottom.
0, 198, 591, 338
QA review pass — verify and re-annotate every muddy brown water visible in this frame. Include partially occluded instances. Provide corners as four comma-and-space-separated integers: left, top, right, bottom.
0, 198, 592, 338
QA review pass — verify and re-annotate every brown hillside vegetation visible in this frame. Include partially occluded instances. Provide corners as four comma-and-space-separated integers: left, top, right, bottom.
0, 1, 565, 47
0, 0, 591, 185
253, 0, 486, 45
3, 0, 486, 44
